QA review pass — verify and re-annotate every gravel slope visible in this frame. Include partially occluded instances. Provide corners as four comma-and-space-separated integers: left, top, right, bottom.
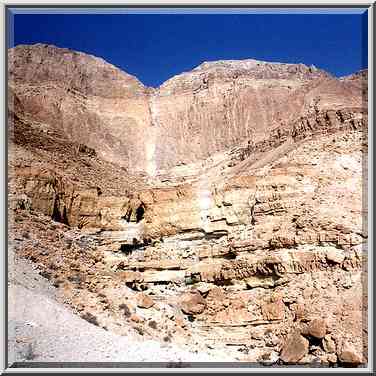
8, 254, 233, 366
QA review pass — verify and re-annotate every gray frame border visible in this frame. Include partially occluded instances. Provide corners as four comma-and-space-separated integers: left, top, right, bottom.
1, 1, 374, 374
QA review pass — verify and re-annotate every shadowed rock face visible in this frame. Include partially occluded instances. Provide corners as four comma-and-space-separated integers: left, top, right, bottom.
8, 44, 368, 365
8, 44, 365, 174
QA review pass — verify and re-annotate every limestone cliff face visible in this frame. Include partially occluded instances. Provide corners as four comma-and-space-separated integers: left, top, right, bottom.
8, 44, 368, 365
8, 44, 152, 172
151, 59, 364, 169
8, 44, 365, 174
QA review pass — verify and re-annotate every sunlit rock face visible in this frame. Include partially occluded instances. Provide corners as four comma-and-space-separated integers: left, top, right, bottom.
8, 45, 365, 175
8, 43, 153, 173
151, 59, 364, 170
8, 44, 368, 365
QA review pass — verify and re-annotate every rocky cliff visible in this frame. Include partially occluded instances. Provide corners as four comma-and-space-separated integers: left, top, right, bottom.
8, 44, 365, 174
8, 44, 368, 366
152, 59, 363, 170
9, 44, 152, 172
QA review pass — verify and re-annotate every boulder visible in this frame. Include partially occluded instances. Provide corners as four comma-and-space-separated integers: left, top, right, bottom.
307, 318, 327, 339
326, 247, 345, 264
180, 291, 206, 315
136, 293, 154, 309
338, 342, 362, 364
280, 330, 309, 363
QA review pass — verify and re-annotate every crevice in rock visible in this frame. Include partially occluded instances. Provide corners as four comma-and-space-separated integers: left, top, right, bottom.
204, 231, 228, 240
122, 203, 146, 223
119, 238, 145, 255
222, 252, 237, 260
51, 196, 69, 225
307, 336, 323, 349
136, 204, 145, 223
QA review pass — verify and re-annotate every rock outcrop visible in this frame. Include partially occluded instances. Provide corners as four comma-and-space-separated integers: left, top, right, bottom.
8, 44, 368, 366
280, 330, 309, 363
8, 44, 366, 174
9, 44, 152, 172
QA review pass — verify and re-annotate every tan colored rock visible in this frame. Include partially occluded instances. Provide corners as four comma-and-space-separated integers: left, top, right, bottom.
245, 275, 275, 289
136, 293, 154, 309
206, 286, 227, 303
327, 353, 338, 364
153, 59, 363, 170
292, 303, 307, 321
323, 334, 337, 353
180, 291, 206, 315
300, 322, 310, 337
9, 44, 152, 172
262, 298, 285, 321
307, 318, 327, 339
9, 44, 365, 174
130, 314, 143, 323
338, 342, 362, 364
326, 247, 345, 264
194, 282, 213, 295
280, 330, 309, 363
8, 43, 368, 365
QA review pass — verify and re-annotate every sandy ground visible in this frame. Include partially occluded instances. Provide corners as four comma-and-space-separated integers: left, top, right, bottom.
7, 252, 234, 366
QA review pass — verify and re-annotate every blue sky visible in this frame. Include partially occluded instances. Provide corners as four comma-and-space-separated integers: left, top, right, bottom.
9, 10, 368, 87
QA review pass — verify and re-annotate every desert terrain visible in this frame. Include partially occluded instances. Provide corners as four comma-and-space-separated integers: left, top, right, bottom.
8, 43, 368, 367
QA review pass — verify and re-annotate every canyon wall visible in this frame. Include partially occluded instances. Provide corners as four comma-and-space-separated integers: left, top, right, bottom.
8, 44, 152, 173
8, 44, 366, 174
152, 60, 364, 169
8, 43, 368, 365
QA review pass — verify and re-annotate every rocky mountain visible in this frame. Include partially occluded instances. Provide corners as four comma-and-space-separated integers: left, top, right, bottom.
153, 58, 363, 170
9, 44, 365, 174
9, 44, 152, 173
8, 44, 368, 367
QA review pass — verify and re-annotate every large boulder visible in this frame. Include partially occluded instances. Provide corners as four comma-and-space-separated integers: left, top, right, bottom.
338, 342, 362, 365
280, 330, 309, 363
180, 291, 206, 315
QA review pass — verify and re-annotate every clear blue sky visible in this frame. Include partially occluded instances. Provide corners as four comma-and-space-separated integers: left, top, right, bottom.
10, 11, 368, 87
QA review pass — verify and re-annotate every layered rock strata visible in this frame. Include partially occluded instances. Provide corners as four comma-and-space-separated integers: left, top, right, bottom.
8, 44, 368, 366
8, 44, 366, 173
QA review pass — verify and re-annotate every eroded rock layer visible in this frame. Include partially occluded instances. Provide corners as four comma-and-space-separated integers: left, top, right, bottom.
9, 44, 366, 174
8, 44, 368, 366
9, 44, 152, 172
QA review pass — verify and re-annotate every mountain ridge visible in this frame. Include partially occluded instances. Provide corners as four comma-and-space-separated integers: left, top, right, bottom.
8, 43, 367, 173
8, 43, 368, 366
9, 43, 366, 89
